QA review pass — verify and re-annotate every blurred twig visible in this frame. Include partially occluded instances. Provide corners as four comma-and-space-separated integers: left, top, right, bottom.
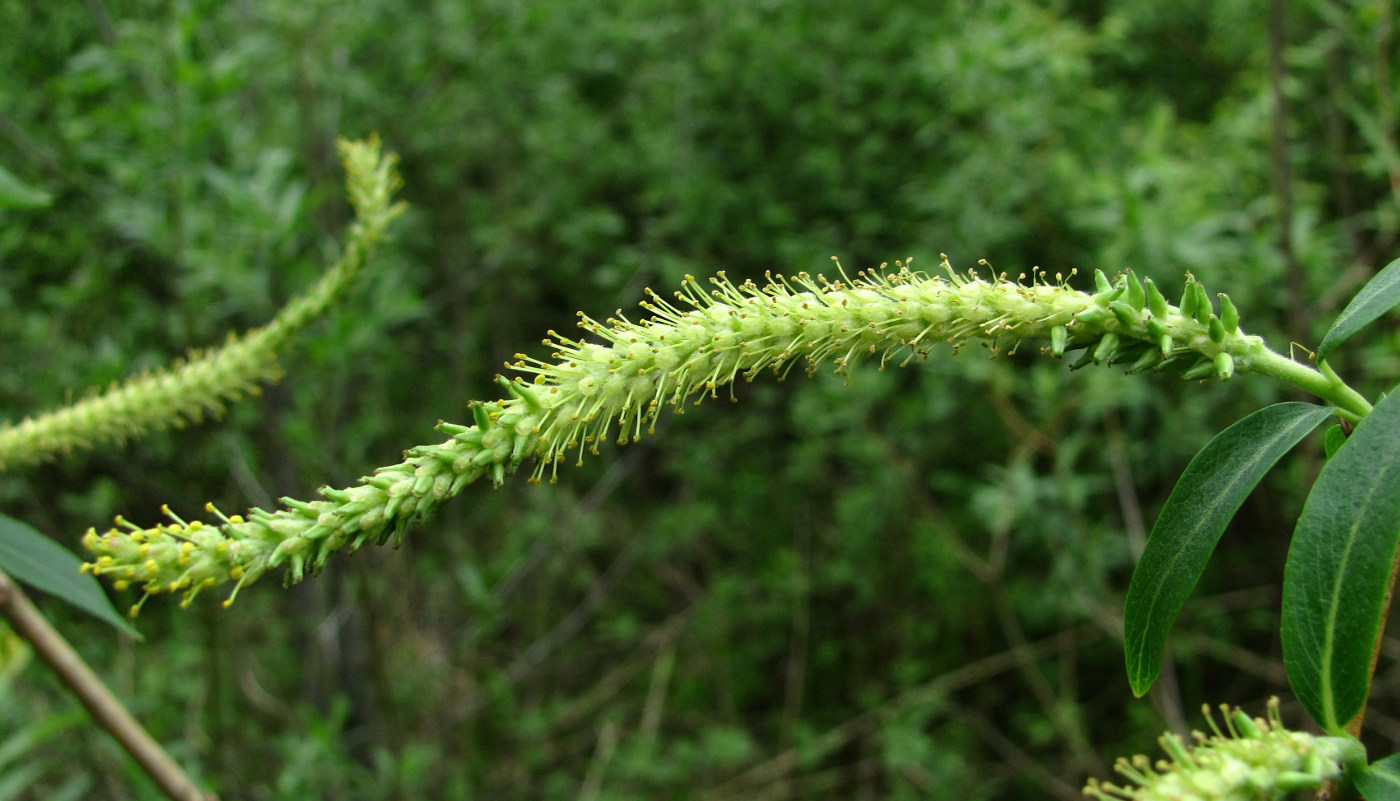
863, 399, 1106, 776
453, 538, 643, 721
0, 569, 214, 801
1270, 0, 1308, 348
577, 720, 619, 801
957, 705, 1083, 801
1103, 409, 1189, 739
551, 607, 695, 734
702, 628, 1093, 800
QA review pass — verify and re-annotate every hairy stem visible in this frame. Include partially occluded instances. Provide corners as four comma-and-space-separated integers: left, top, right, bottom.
1240, 351, 1372, 421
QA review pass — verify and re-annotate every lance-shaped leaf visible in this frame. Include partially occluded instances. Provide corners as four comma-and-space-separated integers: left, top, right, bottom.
1318, 256, 1400, 361
1125, 402, 1333, 696
1283, 388, 1400, 733
0, 514, 139, 638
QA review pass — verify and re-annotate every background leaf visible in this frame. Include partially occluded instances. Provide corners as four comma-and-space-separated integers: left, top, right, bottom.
0, 514, 138, 639
1283, 389, 1400, 733
1325, 424, 1347, 458
1318, 257, 1400, 361
0, 165, 51, 210
1124, 402, 1333, 695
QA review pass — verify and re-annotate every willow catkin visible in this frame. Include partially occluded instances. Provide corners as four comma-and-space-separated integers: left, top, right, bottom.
0, 137, 405, 472
84, 258, 1268, 612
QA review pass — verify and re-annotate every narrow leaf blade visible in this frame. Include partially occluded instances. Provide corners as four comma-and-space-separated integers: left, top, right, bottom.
1282, 389, 1400, 733
1124, 402, 1332, 696
1318, 257, 1400, 361
0, 514, 139, 639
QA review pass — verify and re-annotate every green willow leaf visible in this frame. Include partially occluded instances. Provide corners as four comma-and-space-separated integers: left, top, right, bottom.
1125, 402, 1333, 696
1282, 389, 1400, 733
1318, 256, 1400, 361
1354, 754, 1400, 801
0, 514, 139, 639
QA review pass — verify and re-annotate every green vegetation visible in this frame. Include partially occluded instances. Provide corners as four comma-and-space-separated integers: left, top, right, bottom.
2, 1, 1399, 799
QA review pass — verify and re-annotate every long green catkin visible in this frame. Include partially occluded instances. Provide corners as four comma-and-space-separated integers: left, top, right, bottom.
0, 137, 405, 472
84, 257, 1276, 613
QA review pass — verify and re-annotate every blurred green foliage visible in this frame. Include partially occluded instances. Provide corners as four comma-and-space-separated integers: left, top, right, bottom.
1, 0, 1398, 798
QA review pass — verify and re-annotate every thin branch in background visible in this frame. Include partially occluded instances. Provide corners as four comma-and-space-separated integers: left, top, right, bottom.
957, 705, 1084, 801
1324, 19, 1361, 258
1360, 707, 1400, 749
0, 113, 67, 181
1102, 410, 1146, 561
778, 515, 811, 753
1177, 632, 1289, 686
551, 607, 694, 734
772, 515, 812, 801
1270, 0, 1308, 348
985, 443, 1106, 779
1103, 409, 1189, 739
701, 629, 1091, 800
577, 720, 619, 801
868, 422, 993, 581
0, 569, 214, 801
453, 538, 643, 722
717, 757, 882, 801
868, 387, 1107, 775
1375, 0, 1400, 209
83, 0, 117, 47
989, 583, 1105, 778
638, 640, 677, 742
457, 447, 647, 646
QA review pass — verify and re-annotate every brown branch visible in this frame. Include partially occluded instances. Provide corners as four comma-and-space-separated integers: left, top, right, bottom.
0, 569, 214, 801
